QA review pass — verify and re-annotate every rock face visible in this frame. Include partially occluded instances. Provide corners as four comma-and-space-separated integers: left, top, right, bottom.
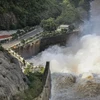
0, 12, 17, 30
0, 51, 28, 100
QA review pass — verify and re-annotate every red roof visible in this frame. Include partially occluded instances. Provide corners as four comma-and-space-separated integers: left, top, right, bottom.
0, 35, 12, 41
0, 35, 11, 39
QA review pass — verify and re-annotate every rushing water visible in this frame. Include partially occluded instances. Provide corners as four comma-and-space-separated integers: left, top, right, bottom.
27, 0, 100, 99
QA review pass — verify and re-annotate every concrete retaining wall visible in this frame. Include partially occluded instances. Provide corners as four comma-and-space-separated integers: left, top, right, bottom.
14, 32, 79, 59
34, 62, 51, 100
39, 33, 69, 51
14, 40, 40, 59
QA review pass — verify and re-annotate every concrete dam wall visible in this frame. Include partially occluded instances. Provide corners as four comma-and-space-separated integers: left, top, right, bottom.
14, 31, 78, 59
34, 62, 51, 100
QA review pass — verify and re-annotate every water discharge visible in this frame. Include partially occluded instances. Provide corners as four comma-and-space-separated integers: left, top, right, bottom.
27, 0, 100, 99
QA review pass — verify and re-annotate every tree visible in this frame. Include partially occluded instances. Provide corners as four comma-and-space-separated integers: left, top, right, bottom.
56, 1, 81, 25
61, 28, 68, 34
40, 18, 57, 32
21, 39, 25, 44
68, 24, 75, 32
0, 44, 4, 51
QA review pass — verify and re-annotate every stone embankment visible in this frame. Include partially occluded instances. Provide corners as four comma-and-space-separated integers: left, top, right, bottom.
0, 50, 28, 100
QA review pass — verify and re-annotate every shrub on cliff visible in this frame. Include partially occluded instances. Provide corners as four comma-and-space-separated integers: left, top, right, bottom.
0, 45, 4, 51
21, 39, 25, 44
68, 24, 75, 32
13, 72, 43, 100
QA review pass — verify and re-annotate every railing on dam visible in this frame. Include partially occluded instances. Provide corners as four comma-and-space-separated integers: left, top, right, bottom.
11, 32, 43, 49
8, 49, 32, 72
25, 32, 42, 44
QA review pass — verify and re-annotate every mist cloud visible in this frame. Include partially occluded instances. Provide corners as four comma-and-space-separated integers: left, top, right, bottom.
27, 0, 100, 99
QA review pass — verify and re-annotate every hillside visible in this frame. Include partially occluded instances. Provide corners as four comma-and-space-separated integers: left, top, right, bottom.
0, 0, 91, 30
0, 49, 28, 100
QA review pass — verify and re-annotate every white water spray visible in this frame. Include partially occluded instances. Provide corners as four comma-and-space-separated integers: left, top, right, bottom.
28, 34, 100, 74
27, 0, 100, 99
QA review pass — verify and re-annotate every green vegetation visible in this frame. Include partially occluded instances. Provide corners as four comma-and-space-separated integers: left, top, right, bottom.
56, 0, 91, 25
13, 72, 43, 100
0, 44, 4, 51
13, 65, 45, 100
24, 64, 33, 75
41, 18, 57, 32
42, 31, 67, 38
11, 26, 35, 40
21, 39, 25, 44
40, 0, 91, 37
18, 33, 42, 46
61, 28, 68, 34
41, 0, 91, 28
0, 0, 61, 30
0, 0, 91, 30
68, 24, 75, 32
41, 24, 75, 38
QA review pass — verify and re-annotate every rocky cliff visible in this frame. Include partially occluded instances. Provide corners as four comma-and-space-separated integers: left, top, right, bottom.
0, 0, 91, 30
0, 12, 17, 30
0, 50, 28, 100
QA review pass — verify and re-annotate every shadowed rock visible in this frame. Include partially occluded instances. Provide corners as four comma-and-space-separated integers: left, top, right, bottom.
0, 51, 28, 100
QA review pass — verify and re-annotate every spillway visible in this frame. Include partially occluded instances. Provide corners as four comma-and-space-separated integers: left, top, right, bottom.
27, 0, 100, 99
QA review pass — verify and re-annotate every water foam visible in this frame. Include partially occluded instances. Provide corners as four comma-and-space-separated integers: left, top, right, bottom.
27, 0, 100, 99
28, 34, 100, 74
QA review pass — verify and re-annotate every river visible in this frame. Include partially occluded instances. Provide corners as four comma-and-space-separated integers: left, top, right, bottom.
27, 0, 100, 99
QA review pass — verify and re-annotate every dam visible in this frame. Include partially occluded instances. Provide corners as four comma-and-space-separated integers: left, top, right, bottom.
27, 0, 100, 100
